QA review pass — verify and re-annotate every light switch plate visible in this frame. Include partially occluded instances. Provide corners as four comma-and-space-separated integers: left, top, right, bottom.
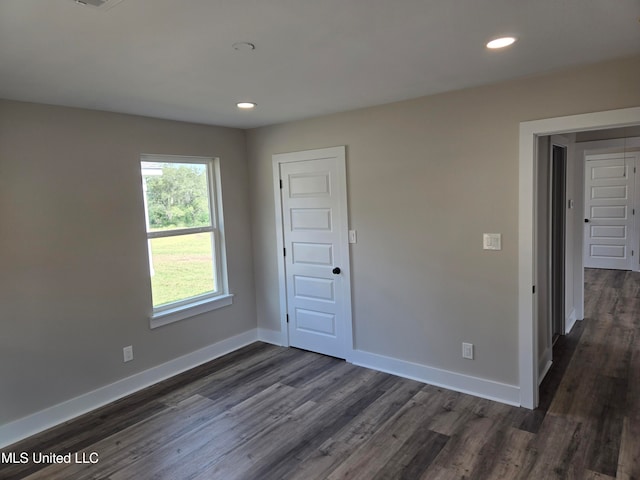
483, 233, 502, 250
462, 342, 474, 360
123, 345, 133, 362
349, 230, 357, 244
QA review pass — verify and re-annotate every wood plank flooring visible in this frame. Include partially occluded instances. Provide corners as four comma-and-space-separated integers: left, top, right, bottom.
1, 268, 638, 479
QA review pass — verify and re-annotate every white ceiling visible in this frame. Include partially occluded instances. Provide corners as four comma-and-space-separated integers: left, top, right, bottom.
1, 0, 639, 129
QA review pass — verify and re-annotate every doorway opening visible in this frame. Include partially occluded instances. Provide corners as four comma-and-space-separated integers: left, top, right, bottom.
519, 106, 640, 409
537, 129, 640, 405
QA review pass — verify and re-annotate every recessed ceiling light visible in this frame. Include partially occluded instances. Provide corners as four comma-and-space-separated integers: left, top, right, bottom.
71, 0, 125, 9
237, 102, 257, 109
233, 42, 255, 51
486, 37, 517, 49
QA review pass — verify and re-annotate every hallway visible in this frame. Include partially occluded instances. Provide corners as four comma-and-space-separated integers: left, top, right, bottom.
536, 268, 640, 478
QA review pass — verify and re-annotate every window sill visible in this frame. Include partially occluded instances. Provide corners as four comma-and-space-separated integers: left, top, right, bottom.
150, 294, 234, 329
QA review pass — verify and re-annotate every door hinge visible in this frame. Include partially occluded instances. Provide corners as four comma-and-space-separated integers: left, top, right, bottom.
634, 167, 636, 174
633, 209, 635, 215
532, 285, 536, 294
279, 179, 283, 189
283, 247, 286, 257
632, 250, 635, 257
286, 314, 289, 323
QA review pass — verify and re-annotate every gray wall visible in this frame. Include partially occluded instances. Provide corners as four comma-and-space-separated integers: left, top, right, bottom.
564, 137, 577, 327
247, 55, 640, 388
576, 126, 640, 142
0, 100, 256, 424
1, 55, 638, 426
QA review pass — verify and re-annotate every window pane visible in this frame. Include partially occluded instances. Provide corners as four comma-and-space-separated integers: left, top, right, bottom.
142, 162, 211, 231
149, 232, 216, 307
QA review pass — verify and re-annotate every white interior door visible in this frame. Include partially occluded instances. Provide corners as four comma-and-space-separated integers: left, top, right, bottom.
275, 146, 352, 359
583, 153, 636, 270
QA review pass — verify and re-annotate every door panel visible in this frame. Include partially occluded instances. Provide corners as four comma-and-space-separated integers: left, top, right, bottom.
292, 242, 333, 265
293, 276, 335, 301
289, 173, 331, 197
295, 309, 335, 335
583, 153, 635, 270
290, 209, 332, 230
277, 147, 351, 359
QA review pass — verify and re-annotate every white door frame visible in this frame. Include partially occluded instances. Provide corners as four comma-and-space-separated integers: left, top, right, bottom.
519, 106, 640, 409
272, 146, 354, 360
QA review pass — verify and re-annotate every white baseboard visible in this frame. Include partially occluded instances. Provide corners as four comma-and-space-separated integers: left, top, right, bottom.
0, 329, 258, 449
538, 344, 553, 385
538, 359, 553, 386
1, 331, 523, 448
350, 349, 520, 407
565, 308, 577, 334
257, 328, 283, 346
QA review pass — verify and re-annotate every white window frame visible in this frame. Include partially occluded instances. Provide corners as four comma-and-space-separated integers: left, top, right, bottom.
140, 154, 232, 328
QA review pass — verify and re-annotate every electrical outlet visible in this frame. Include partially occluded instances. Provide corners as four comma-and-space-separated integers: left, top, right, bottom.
123, 345, 133, 362
462, 342, 474, 360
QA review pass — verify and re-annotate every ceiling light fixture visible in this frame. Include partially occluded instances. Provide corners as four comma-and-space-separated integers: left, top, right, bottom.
237, 102, 257, 109
486, 37, 517, 49
71, 0, 125, 9
233, 42, 256, 51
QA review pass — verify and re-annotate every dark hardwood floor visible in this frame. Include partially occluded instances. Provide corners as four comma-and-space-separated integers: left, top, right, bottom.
1, 268, 638, 479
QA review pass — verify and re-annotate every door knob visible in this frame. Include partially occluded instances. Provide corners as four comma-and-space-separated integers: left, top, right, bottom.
332, 267, 341, 274
584, 218, 590, 223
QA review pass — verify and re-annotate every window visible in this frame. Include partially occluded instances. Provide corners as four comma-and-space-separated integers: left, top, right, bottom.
140, 155, 231, 327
